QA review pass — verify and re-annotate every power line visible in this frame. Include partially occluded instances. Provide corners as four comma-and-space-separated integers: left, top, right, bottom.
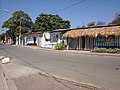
59, 0, 108, 27
62, 0, 107, 17
52, 0, 88, 14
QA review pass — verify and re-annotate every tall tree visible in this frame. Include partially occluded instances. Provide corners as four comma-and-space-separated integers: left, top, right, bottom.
35, 13, 70, 31
31, 23, 40, 32
2, 10, 32, 43
110, 13, 120, 25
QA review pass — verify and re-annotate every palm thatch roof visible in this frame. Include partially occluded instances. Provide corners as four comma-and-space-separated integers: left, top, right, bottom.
63, 25, 120, 38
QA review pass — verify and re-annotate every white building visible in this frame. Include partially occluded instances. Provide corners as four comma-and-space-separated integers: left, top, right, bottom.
16, 28, 70, 49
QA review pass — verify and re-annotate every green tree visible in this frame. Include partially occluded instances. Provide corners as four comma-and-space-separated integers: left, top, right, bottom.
31, 23, 40, 32
0, 33, 5, 42
110, 13, 120, 25
35, 13, 70, 31
87, 22, 95, 26
2, 10, 32, 43
5, 29, 16, 43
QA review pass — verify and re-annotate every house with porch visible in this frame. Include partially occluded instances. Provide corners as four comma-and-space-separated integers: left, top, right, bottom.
63, 25, 120, 50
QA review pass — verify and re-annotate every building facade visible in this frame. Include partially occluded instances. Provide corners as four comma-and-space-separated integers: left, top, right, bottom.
63, 25, 120, 50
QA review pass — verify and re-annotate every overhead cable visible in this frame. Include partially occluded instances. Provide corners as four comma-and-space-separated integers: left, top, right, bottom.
52, 0, 88, 14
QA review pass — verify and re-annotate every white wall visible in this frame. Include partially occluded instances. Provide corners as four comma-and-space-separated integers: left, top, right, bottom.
41, 32, 52, 48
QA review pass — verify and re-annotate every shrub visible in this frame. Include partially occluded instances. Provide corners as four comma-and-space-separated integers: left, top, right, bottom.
53, 42, 66, 50
107, 48, 116, 53
92, 48, 107, 53
92, 48, 120, 54
112, 48, 120, 53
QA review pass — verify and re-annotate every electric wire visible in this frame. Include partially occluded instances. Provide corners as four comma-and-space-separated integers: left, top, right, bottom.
52, 0, 88, 14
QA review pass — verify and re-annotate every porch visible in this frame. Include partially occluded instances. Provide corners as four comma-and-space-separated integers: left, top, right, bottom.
64, 25, 120, 50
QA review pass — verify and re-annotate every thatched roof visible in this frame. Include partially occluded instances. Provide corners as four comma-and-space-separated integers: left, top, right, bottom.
63, 25, 120, 38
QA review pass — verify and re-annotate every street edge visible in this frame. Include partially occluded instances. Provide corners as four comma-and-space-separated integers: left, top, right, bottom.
1, 63, 18, 90
17, 45, 120, 57
1, 68, 9, 90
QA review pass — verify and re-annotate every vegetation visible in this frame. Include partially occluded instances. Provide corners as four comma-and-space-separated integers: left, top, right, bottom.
87, 21, 105, 27
0, 33, 5, 42
53, 42, 66, 50
92, 48, 120, 54
96, 21, 105, 25
35, 13, 70, 31
110, 13, 120, 25
87, 22, 95, 26
2, 10, 32, 43
1, 10, 71, 43
31, 23, 40, 32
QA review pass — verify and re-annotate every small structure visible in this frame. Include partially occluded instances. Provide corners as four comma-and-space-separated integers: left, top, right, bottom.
63, 25, 120, 50
26, 32, 43, 46
16, 32, 43, 46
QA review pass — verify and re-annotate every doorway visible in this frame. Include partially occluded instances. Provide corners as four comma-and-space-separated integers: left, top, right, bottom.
82, 36, 85, 50
33, 37, 36, 45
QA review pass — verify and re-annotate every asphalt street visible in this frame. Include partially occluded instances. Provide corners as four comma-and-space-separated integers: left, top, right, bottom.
0, 44, 120, 90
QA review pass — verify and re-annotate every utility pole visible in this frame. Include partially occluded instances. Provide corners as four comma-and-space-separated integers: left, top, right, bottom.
19, 20, 22, 45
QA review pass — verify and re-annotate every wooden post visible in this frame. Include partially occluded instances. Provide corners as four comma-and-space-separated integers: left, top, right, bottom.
67, 38, 69, 50
78, 37, 79, 49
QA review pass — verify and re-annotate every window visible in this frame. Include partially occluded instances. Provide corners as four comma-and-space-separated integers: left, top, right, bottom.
52, 35, 59, 42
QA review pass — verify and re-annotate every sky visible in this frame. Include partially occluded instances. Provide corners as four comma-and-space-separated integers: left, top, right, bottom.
0, 0, 120, 33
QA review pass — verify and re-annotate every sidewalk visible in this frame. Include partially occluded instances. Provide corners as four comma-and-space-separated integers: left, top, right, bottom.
0, 63, 8, 90
0, 62, 18, 90
63, 50, 120, 57
0, 63, 5, 90
19, 45, 120, 57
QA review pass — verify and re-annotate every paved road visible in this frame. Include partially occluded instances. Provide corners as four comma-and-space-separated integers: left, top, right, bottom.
0, 44, 120, 90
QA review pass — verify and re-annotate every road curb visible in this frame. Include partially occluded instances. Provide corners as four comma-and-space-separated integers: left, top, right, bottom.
62, 51, 120, 57
1, 63, 18, 90
1, 67, 9, 90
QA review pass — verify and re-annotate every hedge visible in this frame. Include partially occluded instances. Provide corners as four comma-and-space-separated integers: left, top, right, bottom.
92, 48, 120, 54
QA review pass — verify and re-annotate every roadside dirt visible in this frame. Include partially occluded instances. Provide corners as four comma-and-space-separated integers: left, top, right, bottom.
14, 73, 104, 90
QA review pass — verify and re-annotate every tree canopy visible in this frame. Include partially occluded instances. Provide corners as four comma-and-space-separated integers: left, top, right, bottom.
87, 22, 95, 26
2, 10, 32, 42
35, 13, 70, 31
110, 13, 120, 25
87, 21, 105, 27
31, 23, 40, 32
